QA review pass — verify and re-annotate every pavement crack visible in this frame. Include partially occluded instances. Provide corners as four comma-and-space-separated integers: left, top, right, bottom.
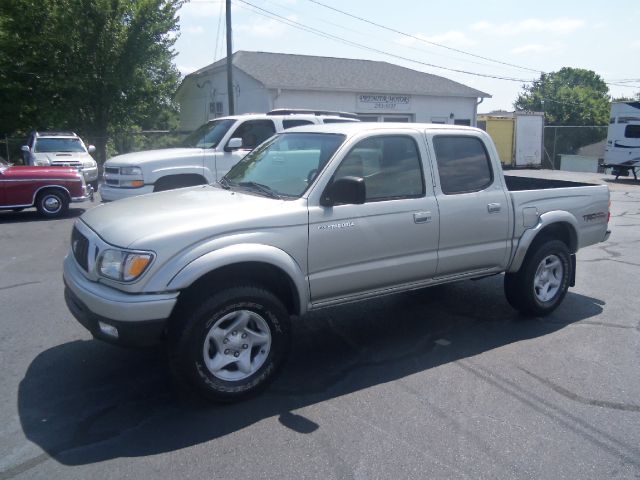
519, 367, 640, 413
0, 281, 41, 291
576, 321, 638, 330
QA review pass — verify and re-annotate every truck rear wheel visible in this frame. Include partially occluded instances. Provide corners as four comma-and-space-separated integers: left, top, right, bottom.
169, 285, 291, 402
504, 239, 571, 317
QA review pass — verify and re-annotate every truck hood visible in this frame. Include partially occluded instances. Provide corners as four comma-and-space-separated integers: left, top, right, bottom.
105, 148, 202, 167
80, 185, 306, 249
2, 165, 81, 179
33, 151, 93, 164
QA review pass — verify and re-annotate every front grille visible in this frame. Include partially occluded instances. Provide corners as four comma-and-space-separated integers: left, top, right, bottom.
52, 161, 82, 167
71, 227, 89, 271
105, 167, 119, 175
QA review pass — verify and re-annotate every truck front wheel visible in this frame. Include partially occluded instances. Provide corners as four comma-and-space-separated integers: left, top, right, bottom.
504, 240, 571, 317
169, 285, 291, 402
36, 189, 69, 218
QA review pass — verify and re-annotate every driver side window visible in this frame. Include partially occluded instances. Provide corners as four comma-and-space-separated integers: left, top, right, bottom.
231, 120, 276, 149
333, 135, 425, 202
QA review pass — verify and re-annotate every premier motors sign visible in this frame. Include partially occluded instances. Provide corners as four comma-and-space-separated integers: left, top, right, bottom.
357, 94, 411, 111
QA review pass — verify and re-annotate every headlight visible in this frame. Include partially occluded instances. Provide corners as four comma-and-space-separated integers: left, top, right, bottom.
83, 159, 97, 168
35, 159, 51, 166
120, 166, 142, 175
97, 249, 154, 282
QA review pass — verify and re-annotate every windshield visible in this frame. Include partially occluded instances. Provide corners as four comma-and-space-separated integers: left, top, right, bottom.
34, 138, 86, 153
182, 119, 235, 148
224, 132, 346, 198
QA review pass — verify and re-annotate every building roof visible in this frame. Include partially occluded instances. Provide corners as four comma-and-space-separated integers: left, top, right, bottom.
186, 51, 490, 98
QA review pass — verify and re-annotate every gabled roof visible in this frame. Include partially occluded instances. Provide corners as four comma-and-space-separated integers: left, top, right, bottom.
186, 51, 490, 98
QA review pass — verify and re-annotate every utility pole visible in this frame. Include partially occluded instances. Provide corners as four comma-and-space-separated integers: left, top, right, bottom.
225, 0, 235, 115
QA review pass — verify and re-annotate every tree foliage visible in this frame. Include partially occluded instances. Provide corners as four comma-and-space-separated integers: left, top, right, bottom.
514, 68, 612, 165
514, 67, 610, 126
0, 0, 183, 162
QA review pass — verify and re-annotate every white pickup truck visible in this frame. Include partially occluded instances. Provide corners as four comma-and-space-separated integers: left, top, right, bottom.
99, 110, 358, 201
64, 122, 611, 402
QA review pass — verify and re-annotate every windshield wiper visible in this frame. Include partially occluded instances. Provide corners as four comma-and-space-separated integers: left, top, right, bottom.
218, 177, 231, 189
237, 181, 281, 199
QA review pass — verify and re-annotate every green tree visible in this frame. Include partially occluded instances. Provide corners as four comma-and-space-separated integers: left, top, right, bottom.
0, 0, 182, 163
514, 68, 611, 166
514, 67, 610, 126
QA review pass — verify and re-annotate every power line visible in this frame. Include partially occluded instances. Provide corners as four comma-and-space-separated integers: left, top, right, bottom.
306, 0, 542, 74
303, 0, 640, 90
233, 0, 533, 83
261, 0, 533, 74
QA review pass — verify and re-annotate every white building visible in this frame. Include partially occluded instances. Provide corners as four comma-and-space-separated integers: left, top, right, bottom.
176, 51, 490, 131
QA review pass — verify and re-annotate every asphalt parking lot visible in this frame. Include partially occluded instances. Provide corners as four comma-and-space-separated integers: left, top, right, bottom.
1, 170, 639, 479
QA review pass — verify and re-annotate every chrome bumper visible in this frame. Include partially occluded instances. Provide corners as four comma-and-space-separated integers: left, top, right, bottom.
71, 184, 95, 203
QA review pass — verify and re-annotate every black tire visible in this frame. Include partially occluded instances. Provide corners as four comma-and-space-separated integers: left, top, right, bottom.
504, 239, 572, 317
168, 285, 291, 402
36, 189, 69, 218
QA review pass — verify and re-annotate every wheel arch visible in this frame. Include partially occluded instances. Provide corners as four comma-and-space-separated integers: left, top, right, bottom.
508, 211, 578, 273
166, 244, 308, 317
32, 185, 72, 205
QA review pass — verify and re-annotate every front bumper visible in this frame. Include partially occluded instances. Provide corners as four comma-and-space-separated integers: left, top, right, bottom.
63, 254, 178, 347
99, 184, 154, 202
71, 184, 94, 203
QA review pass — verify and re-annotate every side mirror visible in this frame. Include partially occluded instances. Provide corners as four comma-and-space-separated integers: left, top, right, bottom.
87, 145, 96, 154
224, 137, 243, 152
320, 176, 366, 207
21, 145, 30, 153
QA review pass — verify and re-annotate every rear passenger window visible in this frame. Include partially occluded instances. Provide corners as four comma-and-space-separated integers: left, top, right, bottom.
433, 136, 493, 194
283, 119, 314, 129
334, 135, 424, 202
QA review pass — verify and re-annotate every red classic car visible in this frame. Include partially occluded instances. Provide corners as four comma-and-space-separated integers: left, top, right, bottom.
0, 158, 93, 218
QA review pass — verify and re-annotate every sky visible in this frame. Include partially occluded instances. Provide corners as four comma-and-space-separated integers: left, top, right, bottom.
174, 0, 640, 112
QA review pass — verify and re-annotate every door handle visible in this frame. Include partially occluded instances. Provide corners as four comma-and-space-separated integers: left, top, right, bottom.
413, 211, 432, 224
487, 203, 501, 213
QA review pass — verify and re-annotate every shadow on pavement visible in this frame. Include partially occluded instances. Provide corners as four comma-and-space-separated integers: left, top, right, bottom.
14, 276, 604, 471
0, 207, 86, 224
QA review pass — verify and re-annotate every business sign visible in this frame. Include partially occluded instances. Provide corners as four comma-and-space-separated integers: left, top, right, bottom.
357, 94, 411, 111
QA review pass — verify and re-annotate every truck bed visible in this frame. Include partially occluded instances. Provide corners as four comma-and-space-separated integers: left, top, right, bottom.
504, 175, 594, 191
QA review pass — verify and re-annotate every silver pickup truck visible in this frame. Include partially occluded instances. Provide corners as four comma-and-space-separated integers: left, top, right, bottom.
63, 123, 611, 402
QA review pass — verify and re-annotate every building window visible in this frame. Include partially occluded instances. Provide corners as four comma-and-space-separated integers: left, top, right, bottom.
209, 101, 223, 116
454, 119, 471, 126
356, 114, 413, 123
357, 115, 380, 122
